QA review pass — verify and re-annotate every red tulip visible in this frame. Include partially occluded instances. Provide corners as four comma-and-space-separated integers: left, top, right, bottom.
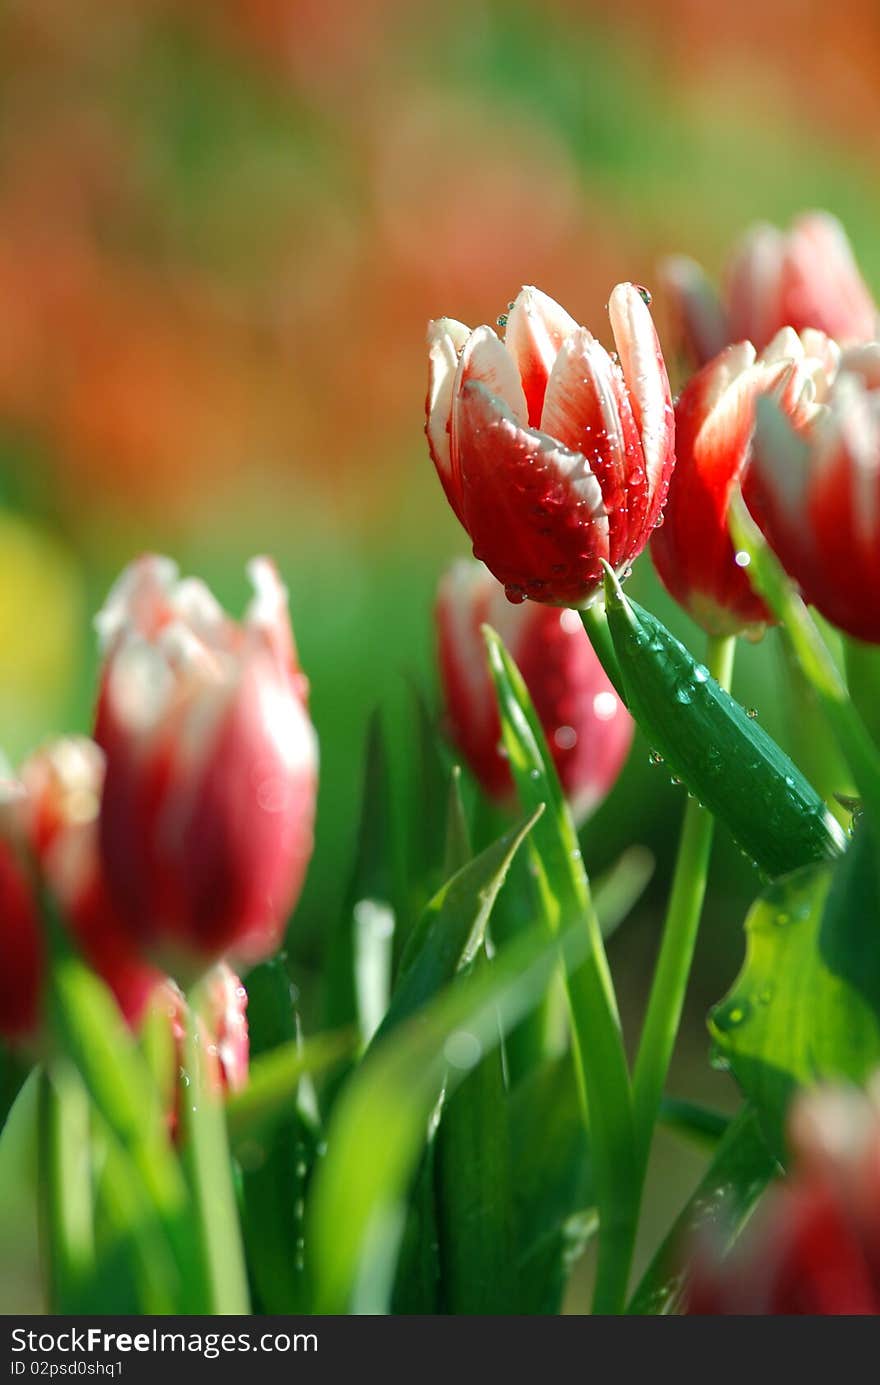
748, 344, 880, 644
663, 211, 877, 372
0, 781, 43, 1042
652, 327, 840, 637
436, 561, 632, 823
94, 555, 318, 975
688, 1082, 880, 1315
426, 283, 675, 607
161, 962, 249, 1099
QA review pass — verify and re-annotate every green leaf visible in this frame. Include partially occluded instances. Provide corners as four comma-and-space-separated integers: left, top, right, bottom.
603, 568, 846, 877
434, 951, 516, 1314
627, 1105, 778, 1315
378, 806, 544, 1044
227, 1030, 355, 1152
443, 764, 472, 877
709, 824, 880, 1157
323, 712, 396, 1052
658, 1097, 731, 1152
307, 920, 590, 1314
38, 1063, 95, 1312
238, 959, 319, 1314
509, 1053, 594, 1314
484, 624, 636, 1314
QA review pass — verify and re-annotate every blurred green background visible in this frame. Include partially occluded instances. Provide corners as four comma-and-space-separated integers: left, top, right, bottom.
2, 0, 876, 1310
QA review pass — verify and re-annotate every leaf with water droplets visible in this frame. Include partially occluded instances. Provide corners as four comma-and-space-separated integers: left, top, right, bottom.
709, 822, 880, 1158
603, 567, 846, 877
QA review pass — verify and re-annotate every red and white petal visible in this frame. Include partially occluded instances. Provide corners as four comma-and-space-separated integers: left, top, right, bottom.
95, 554, 179, 653
659, 255, 731, 369
426, 317, 471, 519
608, 282, 675, 533
540, 327, 645, 563
726, 223, 786, 349
455, 380, 609, 606
504, 286, 578, 426
747, 394, 814, 568
785, 212, 878, 345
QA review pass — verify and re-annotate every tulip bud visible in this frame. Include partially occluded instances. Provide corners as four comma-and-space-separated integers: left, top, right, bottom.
94, 556, 318, 975
662, 211, 877, 372
652, 328, 840, 637
687, 1080, 880, 1314
436, 561, 632, 823
748, 345, 880, 644
0, 739, 161, 1041
0, 781, 43, 1042
426, 284, 675, 607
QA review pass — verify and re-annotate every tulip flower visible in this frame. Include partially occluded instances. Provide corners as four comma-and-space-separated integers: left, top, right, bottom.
436, 560, 632, 822
662, 211, 877, 372
0, 739, 161, 1041
0, 783, 43, 1042
160, 963, 250, 1117
652, 327, 840, 637
747, 344, 880, 644
94, 555, 318, 974
688, 1081, 880, 1314
426, 283, 675, 607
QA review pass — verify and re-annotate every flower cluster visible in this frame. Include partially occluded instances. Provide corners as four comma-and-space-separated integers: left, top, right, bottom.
0, 555, 319, 1120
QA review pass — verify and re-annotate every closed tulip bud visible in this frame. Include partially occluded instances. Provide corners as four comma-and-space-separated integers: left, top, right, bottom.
93, 555, 318, 976
652, 327, 840, 637
748, 344, 880, 644
662, 211, 877, 372
436, 561, 632, 823
688, 1081, 880, 1314
426, 284, 675, 607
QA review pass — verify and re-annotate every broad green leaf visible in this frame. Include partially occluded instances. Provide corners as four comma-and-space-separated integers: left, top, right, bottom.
509, 1053, 594, 1314
709, 825, 880, 1157
307, 921, 589, 1314
391, 1145, 442, 1314
628, 1105, 778, 1315
434, 952, 516, 1314
378, 806, 544, 1044
227, 1029, 354, 1149
603, 568, 846, 877
443, 764, 471, 877
484, 625, 636, 1314
38, 1062, 95, 1312
0, 1071, 41, 1312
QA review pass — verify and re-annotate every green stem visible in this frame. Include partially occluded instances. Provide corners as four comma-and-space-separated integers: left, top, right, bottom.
181, 985, 251, 1314
580, 602, 627, 702
632, 632, 735, 1173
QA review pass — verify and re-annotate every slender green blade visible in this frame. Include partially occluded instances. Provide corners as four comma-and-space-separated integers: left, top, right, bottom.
603, 567, 845, 877
627, 1105, 778, 1315
307, 921, 589, 1314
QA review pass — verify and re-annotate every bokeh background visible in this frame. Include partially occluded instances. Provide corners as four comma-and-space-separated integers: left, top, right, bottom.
2, 0, 878, 1309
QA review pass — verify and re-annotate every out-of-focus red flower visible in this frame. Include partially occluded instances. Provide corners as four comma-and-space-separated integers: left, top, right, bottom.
161, 963, 250, 1099
0, 738, 161, 1042
94, 556, 318, 976
662, 212, 877, 372
0, 782, 43, 1043
436, 561, 632, 824
426, 284, 675, 608
652, 327, 840, 637
688, 1081, 880, 1315
748, 343, 880, 644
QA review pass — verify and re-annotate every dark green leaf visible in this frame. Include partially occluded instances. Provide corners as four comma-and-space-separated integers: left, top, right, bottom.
603, 568, 846, 877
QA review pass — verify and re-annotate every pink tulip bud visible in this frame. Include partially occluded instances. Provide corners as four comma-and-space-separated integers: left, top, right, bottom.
426, 284, 675, 607
652, 328, 840, 637
748, 344, 880, 644
688, 1081, 880, 1314
662, 211, 877, 372
436, 561, 632, 823
94, 555, 318, 975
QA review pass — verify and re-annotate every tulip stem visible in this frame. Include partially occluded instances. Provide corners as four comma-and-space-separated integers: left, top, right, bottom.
579, 602, 627, 704
181, 986, 251, 1314
631, 632, 736, 1174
